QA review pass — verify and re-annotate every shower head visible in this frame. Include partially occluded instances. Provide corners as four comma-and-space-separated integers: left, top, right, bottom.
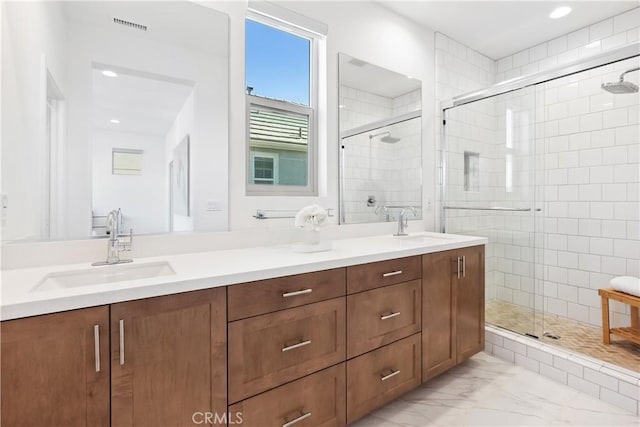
601, 66, 640, 94
369, 131, 401, 144
601, 80, 638, 94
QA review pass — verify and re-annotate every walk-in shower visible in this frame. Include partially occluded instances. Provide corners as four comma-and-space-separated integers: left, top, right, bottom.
441, 43, 640, 372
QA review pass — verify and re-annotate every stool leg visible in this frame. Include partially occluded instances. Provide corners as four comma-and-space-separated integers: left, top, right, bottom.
601, 296, 610, 344
631, 306, 639, 330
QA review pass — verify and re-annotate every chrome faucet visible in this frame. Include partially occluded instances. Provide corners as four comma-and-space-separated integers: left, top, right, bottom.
92, 209, 133, 266
394, 207, 417, 236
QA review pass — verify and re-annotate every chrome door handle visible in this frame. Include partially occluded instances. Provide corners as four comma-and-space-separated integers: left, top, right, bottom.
282, 289, 313, 298
119, 319, 125, 365
380, 312, 401, 320
282, 339, 311, 352
456, 257, 461, 279
94, 325, 101, 373
380, 369, 400, 381
462, 255, 466, 278
382, 270, 403, 277
282, 412, 311, 427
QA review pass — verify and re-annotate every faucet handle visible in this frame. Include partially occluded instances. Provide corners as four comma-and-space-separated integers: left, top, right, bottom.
118, 229, 133, 251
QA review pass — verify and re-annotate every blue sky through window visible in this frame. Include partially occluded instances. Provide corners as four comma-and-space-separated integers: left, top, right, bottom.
245, 19, 310, 106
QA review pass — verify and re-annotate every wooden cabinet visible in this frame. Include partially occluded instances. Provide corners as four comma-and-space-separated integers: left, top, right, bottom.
346, 333, 422, 424
422, 245, 485, 382
347, 280, 421, 358
1, 306, 110, 427
455, 245, 485, 362
230, 364, 346, 427
110, 288, 226, 427
346, 256, 421, 294
228, 268, 345, 321
228, 298, 346, 403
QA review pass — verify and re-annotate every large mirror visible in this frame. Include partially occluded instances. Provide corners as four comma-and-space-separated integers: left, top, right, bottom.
338, 53, 422, 224
1, 1, 229, 241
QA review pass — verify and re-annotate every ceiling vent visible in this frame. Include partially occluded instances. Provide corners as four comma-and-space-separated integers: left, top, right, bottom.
113, 17, 147, 32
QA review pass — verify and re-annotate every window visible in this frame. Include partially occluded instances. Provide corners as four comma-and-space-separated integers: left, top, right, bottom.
112, 149, 143, 175
251, 152, 278, 185
245, 14, 319, 195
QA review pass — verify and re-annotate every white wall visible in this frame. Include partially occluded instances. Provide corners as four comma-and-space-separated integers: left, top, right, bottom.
1, 1, 68, 240
64, 18, 228, 238
92, 130, 168, 235
219, 1, 436, 231
165, 90, 195, 232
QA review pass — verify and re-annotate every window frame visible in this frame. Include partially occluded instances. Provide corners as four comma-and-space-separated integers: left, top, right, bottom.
250, 150, 279, 185
245, 14, 318, 196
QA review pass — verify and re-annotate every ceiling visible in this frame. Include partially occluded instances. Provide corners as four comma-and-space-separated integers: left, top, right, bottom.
380, 1, 638, 59
92, 69, 194, 135
62, 1, 228, 57
339, 54, 422, 98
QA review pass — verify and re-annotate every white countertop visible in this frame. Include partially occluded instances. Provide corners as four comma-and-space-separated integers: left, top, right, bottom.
1, 232, 487, 321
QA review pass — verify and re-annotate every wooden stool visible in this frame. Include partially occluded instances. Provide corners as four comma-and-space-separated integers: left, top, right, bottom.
598, 288, 640, 345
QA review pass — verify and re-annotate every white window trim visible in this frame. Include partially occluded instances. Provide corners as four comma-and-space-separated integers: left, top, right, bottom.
250, 151, 279, 185
245, 14, 319, 197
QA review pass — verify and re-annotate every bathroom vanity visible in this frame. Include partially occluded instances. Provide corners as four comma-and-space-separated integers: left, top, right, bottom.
0, 233, 486, 426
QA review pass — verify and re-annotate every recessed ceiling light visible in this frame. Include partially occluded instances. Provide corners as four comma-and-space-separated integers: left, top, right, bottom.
110, 119, 120, 124
549, 6, 572, 19
102, 70, 118, 78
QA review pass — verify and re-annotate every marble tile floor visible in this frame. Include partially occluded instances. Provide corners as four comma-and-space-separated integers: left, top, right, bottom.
486, 300, 640, 372
354, 352, 639, 426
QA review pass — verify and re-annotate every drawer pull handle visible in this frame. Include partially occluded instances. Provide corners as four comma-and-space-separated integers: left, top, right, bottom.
94, 325, 101, 373
380, 311, 401, 320
119, 319, 125, 365
382, 270, 403, 277
282, 340, 311, 352
282, 289, 313, 298
380, 369, 401, 381
282, 412, 311, 427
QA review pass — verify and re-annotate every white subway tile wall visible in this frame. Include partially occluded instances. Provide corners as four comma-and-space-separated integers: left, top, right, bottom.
437, 7, 640, 331
340, 86, 422, 223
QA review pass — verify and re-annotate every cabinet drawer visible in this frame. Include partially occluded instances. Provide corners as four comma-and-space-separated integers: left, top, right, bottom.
229, 364, 346, 427
229, 269, 346, 321
346, 256, 421, 294
347, 280, 421, 358
346, 333, 421, 424
229, 298, 346, 403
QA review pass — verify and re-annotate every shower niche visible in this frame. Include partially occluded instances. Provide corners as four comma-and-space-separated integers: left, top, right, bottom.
338, 53, 422, 224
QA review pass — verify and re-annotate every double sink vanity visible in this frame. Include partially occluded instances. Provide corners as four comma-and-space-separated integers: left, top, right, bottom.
1, 232, 486, 426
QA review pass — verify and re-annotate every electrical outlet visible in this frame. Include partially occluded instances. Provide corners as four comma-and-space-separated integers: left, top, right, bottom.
206, 200, 222, 212
1, 194, 7, 227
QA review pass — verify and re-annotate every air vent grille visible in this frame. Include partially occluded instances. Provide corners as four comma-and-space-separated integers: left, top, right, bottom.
113, 17, 147, 31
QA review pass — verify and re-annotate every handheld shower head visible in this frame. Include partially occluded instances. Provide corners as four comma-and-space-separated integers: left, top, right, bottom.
369, 131, 401, 144
601, 66, 639, 94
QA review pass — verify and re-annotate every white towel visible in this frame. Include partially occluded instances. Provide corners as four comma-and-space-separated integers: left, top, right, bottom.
610, 276, 640, 297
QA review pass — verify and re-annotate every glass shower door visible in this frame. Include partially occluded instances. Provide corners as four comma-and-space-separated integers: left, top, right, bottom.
442, 85, 543, 337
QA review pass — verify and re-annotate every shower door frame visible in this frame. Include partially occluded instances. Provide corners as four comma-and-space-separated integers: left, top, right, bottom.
440, 42, 640, 232
439, 41, 640, 339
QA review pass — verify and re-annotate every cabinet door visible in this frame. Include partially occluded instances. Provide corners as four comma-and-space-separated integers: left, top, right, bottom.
347, 280, 421, 358
421, 250, 456, 382
1, 306, 110, 427
228, 298, 345, 403
455, 245, 485, 363
111, 287, 226, 427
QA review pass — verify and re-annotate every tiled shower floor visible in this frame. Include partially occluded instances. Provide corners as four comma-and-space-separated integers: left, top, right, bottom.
486, 300, 640, 372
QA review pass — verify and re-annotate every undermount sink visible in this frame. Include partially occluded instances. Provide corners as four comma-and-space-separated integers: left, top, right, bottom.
32, 261, 175, 292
